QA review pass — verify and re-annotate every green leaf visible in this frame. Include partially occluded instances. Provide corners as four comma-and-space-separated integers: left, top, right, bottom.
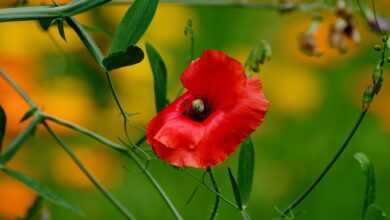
237, 138, 255, 207
146, 43, 168, 112
365, 204, 388, 220
24, 196, 44, 220
0, 105, 6, 152
56, 19, 66, 41
1, 167, 83, 216
20, 107, 38, 123
38, 18, 54, 31
241, 209, 252, 220
355, 152, 376, 218
227, 168, 243, 210
103, 45, 144, 71
109, 0, 159, 54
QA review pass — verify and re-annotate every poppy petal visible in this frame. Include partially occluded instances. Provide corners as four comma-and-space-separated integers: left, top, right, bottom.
147, 50, 269, 168
180, 50, 247, 108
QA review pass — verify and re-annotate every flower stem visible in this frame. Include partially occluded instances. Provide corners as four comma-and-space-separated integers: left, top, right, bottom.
0, 115, 43, 164
0, 0, 111, 22
278, 110, 368, 219
65, 16, 131, 142
207, 168, 221, 220
43, 122, 135, 220
0, 70, 37, 108
182, 170, 238, 209
42, 113, 184, 220
111, 0, 326, 11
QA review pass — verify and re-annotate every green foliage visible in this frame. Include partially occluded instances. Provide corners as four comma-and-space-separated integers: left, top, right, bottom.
146, 43, 168, 112
366, 204, 388, 220
38, 18, 53, 30
38, 17, 66, 41
56, 19, 66, 41
184, 19, 195, 61
1, 167, 83, 216
104, 0, 159, 70
245, 40, 271, 74
0, 105, 6, 152
20, 107, 38, 122
227, 168, 243, 210
109, 0, 159, 54
103, 45, 144, 71
237, 138, 255, 207
354, 152, 388, 220
24, 196, 44, 220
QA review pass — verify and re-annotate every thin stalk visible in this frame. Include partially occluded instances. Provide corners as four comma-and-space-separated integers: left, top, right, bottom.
183, 170, 238, 209
65, 17, 131, 142
43, 122, 135, 220
65, 17, 104, 64
135, 135, 146, 146
0, 70, 37, 108
279, 110, 368, 219
42, 113, 127, 152
0, 115, 43, 164
42, 113, 184, 220
110, 0, 326, 11
207, 168, 221, 220
0, 0, 111, 22
126, 151, 184, 220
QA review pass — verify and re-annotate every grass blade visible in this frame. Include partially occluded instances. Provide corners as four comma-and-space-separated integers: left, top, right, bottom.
146, 43, 168, 112
237, 138, 255, 207
1, 167, 83, 216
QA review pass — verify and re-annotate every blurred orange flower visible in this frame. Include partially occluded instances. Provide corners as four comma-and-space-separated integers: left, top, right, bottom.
0, 176, 36, 220
0, 55, 39, 134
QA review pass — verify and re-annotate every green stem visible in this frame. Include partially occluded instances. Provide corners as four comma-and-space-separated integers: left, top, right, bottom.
42, 113, 183, 220
65, 16, 131, 141
111, 0, 326, 11
0, 70, 37, 108
183, 170, 238, 209
65, 17, 104, 64
207, 168, 221, 220
279, 110, 368, 219
42, 113, 127, 152
127, 152, 184, 220
0, 0, 111, 22
43, 122, 135, 220
0, 115, 43, 164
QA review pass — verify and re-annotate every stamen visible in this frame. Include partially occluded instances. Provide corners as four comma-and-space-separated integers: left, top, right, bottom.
192, 99, 205, 113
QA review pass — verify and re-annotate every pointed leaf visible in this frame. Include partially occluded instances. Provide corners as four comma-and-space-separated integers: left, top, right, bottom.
56, 19, 66, 41
1, 167, 83, 216
355, 152, 376, 218
38, 18, 54, 31
24, 196, 44, 220
109, 0, 159, 54
237, 138, 255, 207
228, 168, 243, 210
146, 43, 167, 112
20, 107, 38, 123
0, 105, 6, 152
103, 45, 144, 71
366, 204, 388, 220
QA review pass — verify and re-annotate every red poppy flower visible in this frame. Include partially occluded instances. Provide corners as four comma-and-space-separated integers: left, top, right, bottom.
146, 50, 269, 168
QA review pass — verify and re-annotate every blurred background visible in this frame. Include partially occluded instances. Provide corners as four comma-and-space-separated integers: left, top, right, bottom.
0, 0, 389, 219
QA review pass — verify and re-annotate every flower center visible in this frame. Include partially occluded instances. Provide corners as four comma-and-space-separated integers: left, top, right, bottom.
192, 99, 205, 113
184, 98, 212, 122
